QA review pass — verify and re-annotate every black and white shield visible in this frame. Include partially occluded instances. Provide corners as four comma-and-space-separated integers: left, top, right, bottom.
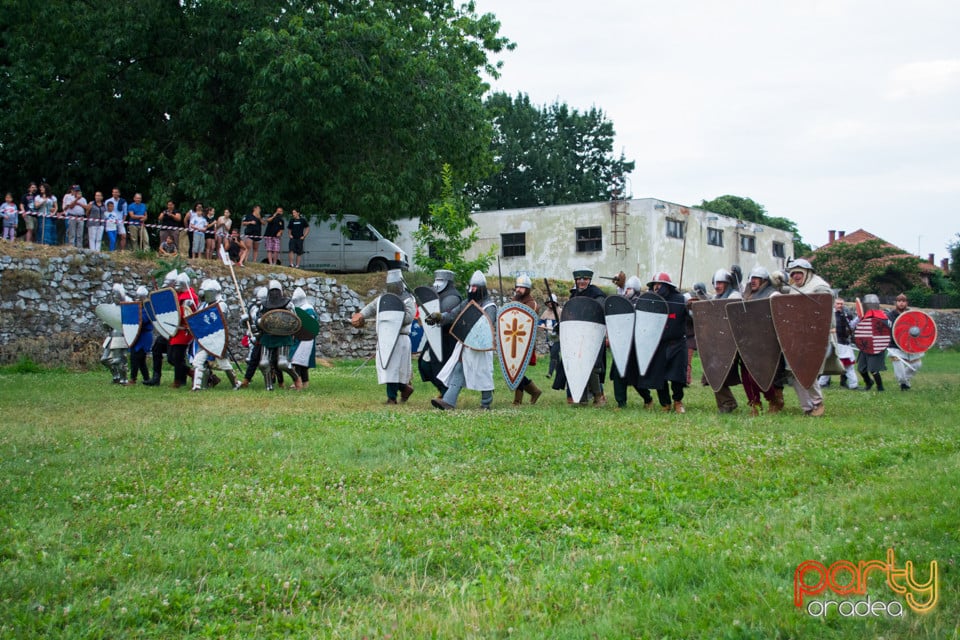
415, 286, 443, 359
560, 297, 606, 403
376, 293, 405, 369
634, 292, 669, 376
604, 295, 635, 378
451, 300, 495, 351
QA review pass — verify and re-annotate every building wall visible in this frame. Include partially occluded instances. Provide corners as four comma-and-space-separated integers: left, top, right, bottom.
396, 198, 796, 289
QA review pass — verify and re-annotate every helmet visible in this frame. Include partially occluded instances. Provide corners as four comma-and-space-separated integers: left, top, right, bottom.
432, 269, 455, 293
712, 269, 732, 287
787, 258, 813, 271
291, 286, 308, 309
255, 287, 267, 303
268, 279, 282, 292
647, 272, 673, 288
162, 269, 178, 287
749, 266, 770, 281
624, 276, 642, 293
515, 274, 532, 289
692, 282, 708, 299
175, 273, 191, 292
862, 294, 881, 311
199, 278, 221, 304
135, 286, 149, 300
573, 267, 593, 280
469, 271, 487, 287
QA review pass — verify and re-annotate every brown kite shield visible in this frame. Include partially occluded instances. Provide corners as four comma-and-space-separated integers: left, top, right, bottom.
771, 292, 833, 389
691, 299, 739, 392
727, 298, 782, 392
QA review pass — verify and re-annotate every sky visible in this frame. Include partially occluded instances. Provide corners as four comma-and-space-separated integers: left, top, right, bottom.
474, 0, 960, 263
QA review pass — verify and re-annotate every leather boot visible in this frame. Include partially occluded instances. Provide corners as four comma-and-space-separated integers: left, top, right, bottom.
767, 388, 784, 414
673, 401, 685, 414
874, 373, 884, 392
749, 401, 762, 417
513, 389, 524, 405
525, 381, 542, 404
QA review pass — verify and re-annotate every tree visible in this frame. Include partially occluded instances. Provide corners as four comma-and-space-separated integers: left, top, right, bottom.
949, 234, 960, 290
811, 239, 923, 297
699, 195, 812, 256
468, 92, 635, 210
0, 0, 512, 234
414, 164, 494, 285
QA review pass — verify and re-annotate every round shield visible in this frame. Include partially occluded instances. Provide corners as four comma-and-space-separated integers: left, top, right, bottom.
892, 310, 937, 354
853, 311, 891, 355
258, 308, 302, 336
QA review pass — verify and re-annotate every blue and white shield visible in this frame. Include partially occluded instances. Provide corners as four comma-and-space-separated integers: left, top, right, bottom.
186, 305, 228, 358
150, 288, 181, 340
120, 301, 143, 347
410, 316, 426, 354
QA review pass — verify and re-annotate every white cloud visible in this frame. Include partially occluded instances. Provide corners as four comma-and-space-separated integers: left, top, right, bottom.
886, 60, 960, 99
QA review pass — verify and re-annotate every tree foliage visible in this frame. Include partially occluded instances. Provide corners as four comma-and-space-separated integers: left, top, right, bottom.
468, 92, 635, 210
699, 195, 812, 256
414, 164, 494, 284
0, 0, 511, 233
948, 234, 960, 290
811, 239, 923, 297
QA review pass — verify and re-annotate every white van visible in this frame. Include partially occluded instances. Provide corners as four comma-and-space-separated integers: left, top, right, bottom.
300, 215, 409, 272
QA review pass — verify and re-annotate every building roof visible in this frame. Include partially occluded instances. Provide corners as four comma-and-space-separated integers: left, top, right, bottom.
813, 228, 940, 274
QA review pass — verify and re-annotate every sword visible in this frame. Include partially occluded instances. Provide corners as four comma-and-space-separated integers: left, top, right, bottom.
497, 257, 505, 306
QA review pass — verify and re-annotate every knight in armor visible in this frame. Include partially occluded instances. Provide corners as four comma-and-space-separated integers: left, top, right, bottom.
638, 271, 687, 413
510, 275, 543, 405
740, 266, 787, 415
258, 280, 302, 391
611, 276, 655, 409
539, 293, 561, 379
351, 268, 416, 404
552, 267, 607, 405
418, 269, 462, 398
101, 283, 130, 384
857, 293, 889, 392
290, 287, 319, 390
240, 287, 285, 388
128, 286, 154, 385
168, 272, 200, 389
708, 268, 744, 414
426, 270, 497, 410
190, 279, 241, 391
886, 293, 923, 390
685, 282, 708, 386
784, 258, 832, 415
818, 297, 859, 390
144, 269, 178, 386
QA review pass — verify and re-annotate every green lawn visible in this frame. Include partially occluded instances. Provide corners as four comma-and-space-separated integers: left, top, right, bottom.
1, 351, 958, 639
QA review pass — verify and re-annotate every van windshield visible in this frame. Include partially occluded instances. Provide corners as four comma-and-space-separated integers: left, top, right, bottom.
346, 221, 378, 241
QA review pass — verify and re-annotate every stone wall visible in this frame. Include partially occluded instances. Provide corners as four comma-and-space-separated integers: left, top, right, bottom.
0, 248, 377, 368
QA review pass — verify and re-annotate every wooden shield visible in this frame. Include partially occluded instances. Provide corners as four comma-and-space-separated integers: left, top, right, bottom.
892, 310, 937, 354
258, 308, 302, 336
451, 300, 495, 351
120, 301, 143, 347
560, 297, 606, 403
771, 292, 833, 389
293, 306, 320, 341
376, 293, 405, 369
497, 302, 538, 390
692, 299, 740, 392
634, 292, 668, 376
726, 299, 781, 392
604, 295, 635, 378
415, 286, 443, 360
854, 309, 891, 355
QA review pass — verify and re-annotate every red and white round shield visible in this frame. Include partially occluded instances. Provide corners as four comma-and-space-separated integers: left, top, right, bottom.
892, 310, 937, 354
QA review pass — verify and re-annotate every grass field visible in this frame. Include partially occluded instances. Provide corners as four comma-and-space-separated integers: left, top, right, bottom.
1, 351, 958, 639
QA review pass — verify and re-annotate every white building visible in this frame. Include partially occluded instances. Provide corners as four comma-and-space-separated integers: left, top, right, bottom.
395, 198, 795, 289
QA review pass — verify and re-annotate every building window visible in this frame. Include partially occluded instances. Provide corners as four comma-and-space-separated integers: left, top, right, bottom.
772, 241, 785, 258
707, 228, 723, 247
576, 226, 602, 252
501, 232, 526, 258
666, 218, 684, 239
740, 235, 756, 253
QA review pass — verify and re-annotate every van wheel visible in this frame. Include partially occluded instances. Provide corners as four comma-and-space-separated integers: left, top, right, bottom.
367, 258, 388, 272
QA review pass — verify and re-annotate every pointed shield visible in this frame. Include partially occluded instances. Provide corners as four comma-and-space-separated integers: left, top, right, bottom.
415, 286, 443, 360
634, 292, 669, 376
293, 307, 320, 341
692, 299, 741, 392
604, 296, 635, 378
149, 288, 181, 340
94, 302, 123, 333
726, 299, 781, 392
120, 301, 143, 347
376, 293, 405, 369
186, 304, 228, 358
560, 296, 606, 403
892, 310, 937, 354
451, 300, 495, 351
497, 302, 538, 390
771, 292, 833, 389
854, 309, 892, 355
